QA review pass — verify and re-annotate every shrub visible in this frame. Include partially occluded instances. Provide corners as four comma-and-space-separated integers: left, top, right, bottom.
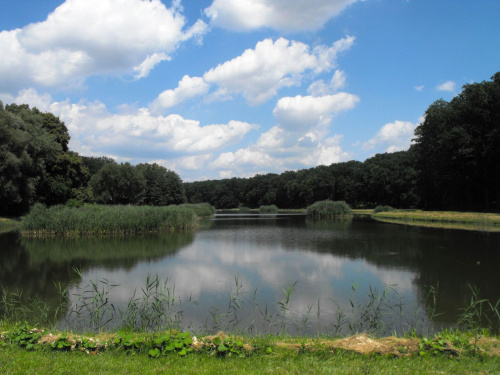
259, 205, 279, 214
374, 205, 395, 213
306, 200, 352, 218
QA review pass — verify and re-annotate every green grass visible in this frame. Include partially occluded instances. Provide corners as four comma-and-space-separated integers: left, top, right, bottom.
1, 329, 499, 375
372, 210, 500, 232
181, 203, 216, 217
20, 203, 215, 236
259, 205, 279, 214
0, 217, 21, 233
306, 201, 352, 219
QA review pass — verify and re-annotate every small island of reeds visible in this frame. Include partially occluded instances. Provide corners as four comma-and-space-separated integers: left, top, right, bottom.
306, 200, 353, 218
21, 202, 215, 236
259, 205, 279, 214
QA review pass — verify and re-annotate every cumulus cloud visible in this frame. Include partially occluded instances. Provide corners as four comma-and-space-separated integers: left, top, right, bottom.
273, 93, 359, 132
203, 36, 355, 105
205, 0, 360, 32
151, 75, 210, 112
308, 70, 347, 96
363, 120, 416, 152
436, 80, 456, 92
0, 0, 207, 92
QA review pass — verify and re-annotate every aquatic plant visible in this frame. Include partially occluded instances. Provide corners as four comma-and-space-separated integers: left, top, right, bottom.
259, 205, 279, 214
306, 200, 352, 218
20, 203, 207, 236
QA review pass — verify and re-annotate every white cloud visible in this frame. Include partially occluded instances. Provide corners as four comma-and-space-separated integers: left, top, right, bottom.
151, 75, 210, 112
363, 120, 416, 152
413, 85, 424, 91
308, 70, 347, 96
0, 0, 207, 92
202, 36, 355, 105
436, 80, 456, 92
133, 53, 171, 79
273, 93, 359, 132
205, 0, 360, 32
212, 148, 276, 169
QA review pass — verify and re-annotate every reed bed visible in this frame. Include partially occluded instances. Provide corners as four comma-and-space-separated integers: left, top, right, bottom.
306, 200, 352, 219
372, 210, 500, 230
181, 203, 216, 217
259, 205, 279, 214
20, 203, 205, 236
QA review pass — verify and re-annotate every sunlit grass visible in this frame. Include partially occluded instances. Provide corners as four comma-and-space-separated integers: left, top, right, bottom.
372, 210, 500, 232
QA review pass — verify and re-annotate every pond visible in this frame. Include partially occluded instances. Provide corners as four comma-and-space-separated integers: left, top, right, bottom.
1, 214, 499, 336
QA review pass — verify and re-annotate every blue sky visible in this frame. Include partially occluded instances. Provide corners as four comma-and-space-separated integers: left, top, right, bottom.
1, 0, 499, 181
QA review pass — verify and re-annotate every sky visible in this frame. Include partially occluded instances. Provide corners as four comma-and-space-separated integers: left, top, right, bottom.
1, 0, 499, 181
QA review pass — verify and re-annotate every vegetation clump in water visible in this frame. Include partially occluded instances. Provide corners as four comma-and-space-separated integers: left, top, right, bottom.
306, 200, 352, 218
259, 205, 279, 214
20, 203, 215, 236
373, 205, 395, 213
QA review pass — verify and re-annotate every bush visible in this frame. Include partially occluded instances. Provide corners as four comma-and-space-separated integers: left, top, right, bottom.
259, 205, 279, 214
181, 203, 215, 217
306, 200, 352, 218
374, 205, 395, 213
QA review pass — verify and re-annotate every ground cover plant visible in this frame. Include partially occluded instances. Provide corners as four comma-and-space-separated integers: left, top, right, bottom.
20, 203, 215, 236
306, 201, 352, 219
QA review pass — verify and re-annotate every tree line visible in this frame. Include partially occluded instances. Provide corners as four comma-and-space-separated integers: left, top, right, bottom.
0, 103, 185, 216
185, 72, 500, 212
1, 72, 499, 215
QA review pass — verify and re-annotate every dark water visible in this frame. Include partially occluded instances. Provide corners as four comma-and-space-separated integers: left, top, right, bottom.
1, 214, 499, 335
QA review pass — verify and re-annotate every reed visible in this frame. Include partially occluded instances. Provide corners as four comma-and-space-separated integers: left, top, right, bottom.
181, 203, 215, 217
373, 205, 394, 213
306, 200, 352, 218
259, 205, 279, 214
20, 203, 206, 236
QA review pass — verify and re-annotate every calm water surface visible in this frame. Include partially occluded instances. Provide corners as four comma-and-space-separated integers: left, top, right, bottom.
1, 214, 499, 335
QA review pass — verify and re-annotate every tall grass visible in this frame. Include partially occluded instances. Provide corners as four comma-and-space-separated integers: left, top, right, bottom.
259, 205, 279, 214
2, 277, 500, 338
373, 205, 394, 213
21, 203, 206, 236
181, 203, 216, 217
306, 200, 352, 219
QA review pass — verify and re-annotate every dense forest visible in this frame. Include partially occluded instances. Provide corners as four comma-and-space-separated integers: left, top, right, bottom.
1, 72, 499, 215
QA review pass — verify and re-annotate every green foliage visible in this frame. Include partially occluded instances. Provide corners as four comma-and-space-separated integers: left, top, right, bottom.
137, 163, 186, 206
147, 332, 194, 358
21, 203, 198, 235
259, 205, 279, 214
51, 333, 73, 351
306, 200, 352, 218
210, 336, 246, 358
90, 163, 146, 205
5, 325, 44, 351
413, 73, 500, 211
181, 203, 216, 217
373, 205, 394, 213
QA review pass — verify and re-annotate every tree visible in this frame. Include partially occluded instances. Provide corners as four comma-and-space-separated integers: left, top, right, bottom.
136, 163, 186, 206
89, 163, 146, 205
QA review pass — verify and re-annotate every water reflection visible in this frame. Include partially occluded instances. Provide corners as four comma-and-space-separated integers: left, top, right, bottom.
1, 215, 499, 335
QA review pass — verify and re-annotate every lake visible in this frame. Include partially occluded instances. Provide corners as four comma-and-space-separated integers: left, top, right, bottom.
1, 213, 499, 336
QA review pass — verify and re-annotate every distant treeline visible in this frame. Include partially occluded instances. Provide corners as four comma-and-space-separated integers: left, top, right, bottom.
1, 72, 499, 215
185, 72, 500, 212
0, 103, 185, 216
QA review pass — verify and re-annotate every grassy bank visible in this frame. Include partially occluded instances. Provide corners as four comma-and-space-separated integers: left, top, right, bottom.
0, 217, 21, 233
1, 326, 499, 375
372, 210, 500, 232
20, 203, 215, 236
